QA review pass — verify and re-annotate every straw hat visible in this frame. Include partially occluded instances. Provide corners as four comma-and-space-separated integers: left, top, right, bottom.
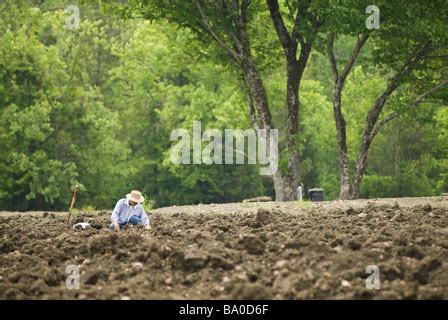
126, 190, 145, 203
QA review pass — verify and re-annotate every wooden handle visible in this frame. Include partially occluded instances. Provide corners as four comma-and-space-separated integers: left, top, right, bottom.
67, 184, 79, 225
69, 185, 79, 212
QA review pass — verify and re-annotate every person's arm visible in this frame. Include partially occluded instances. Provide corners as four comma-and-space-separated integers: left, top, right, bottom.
111, 200, 122, 232
140, 207, 151, 230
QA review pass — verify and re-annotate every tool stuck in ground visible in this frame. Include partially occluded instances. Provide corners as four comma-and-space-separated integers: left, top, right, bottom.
67, 184, 79, 225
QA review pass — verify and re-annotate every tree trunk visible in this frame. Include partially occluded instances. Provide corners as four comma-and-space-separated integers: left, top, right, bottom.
333, 85, 352, 199
350, 147, 368, 199
349, 81, 402, 198
240, 56, 272, 130
237, 3, 312, 202
348, 45, 434, 199
326, 33, 369, 200
240, 55, 298, 201
273, 171, 296, 201
266, 0, 316, 201
199, 0, 319, 201
349, 98, 390, 199
280, 60, 302, 201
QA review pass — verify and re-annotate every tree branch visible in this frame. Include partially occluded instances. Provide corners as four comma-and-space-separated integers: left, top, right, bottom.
370, 78, 448, 139
367, 43, 434, 119
195, 0, 240, 62
370, 112, 400, 139
291, 2, 305, 47
339, 34, 369, 81
412, 78, 448, 107
326, 32, 338, 84
327, 33, 369, 87
266, 0, 294, 59
210, 0, 244, 53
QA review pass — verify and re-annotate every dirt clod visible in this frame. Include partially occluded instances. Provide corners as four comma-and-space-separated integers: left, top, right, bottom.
239, 236, 265, 255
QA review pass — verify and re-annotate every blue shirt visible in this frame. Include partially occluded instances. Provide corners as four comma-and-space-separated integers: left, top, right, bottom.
111, 198, 149, 226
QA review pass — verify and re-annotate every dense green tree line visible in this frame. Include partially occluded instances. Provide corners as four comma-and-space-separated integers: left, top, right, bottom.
0, 0, 446, 210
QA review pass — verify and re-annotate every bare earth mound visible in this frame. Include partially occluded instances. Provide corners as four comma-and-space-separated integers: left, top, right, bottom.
0, 197, 447, 299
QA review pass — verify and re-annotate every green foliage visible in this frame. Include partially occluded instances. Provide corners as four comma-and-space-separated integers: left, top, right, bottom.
359, 175, 396, 199
76, 204, 96, 213
0, 1, 446, 211
109, 21, 272, 207
0, 1, 131, 210
141, 198, 156, 212
434, 108, 448, 192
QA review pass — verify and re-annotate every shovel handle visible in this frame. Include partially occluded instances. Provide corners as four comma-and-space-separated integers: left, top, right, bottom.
67, 185, 79, 225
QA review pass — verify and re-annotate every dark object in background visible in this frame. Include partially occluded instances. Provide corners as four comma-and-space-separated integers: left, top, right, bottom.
309, 188, 324, 201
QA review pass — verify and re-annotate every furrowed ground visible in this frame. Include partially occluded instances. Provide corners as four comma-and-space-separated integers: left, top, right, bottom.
1, 197, 447, 299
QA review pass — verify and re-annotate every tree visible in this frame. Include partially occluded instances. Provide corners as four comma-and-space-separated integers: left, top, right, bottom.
0, 1, 132, 209
109, 21, 273, 206
324, 0, 448, 199
109, 0, 325, 201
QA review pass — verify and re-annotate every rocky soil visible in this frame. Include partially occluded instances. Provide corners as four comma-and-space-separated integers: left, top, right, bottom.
1, 196, 447, 299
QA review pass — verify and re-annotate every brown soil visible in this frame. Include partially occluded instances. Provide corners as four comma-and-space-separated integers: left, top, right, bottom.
1, 196, 447, 299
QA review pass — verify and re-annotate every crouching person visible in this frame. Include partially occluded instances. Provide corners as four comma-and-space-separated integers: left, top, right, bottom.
110, 190, 151, 232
